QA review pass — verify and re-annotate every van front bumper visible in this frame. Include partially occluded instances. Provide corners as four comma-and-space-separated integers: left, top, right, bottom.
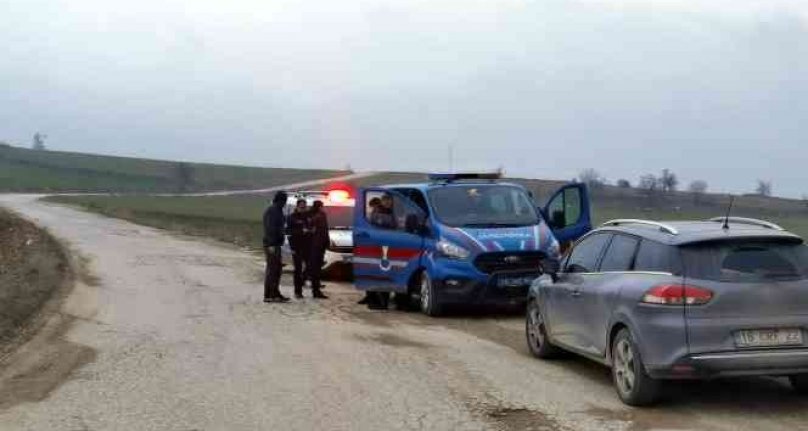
434, 272, 537, 307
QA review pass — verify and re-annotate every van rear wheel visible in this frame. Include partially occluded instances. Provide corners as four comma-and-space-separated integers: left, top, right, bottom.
419, 272, 443, 317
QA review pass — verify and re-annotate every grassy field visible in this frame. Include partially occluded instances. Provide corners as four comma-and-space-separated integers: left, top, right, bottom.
45, 172, 808, 250
0, 144, 344, 193
0, 208, 71, 355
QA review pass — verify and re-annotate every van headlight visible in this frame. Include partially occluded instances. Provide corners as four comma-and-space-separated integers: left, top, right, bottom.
436, 240, 470, 260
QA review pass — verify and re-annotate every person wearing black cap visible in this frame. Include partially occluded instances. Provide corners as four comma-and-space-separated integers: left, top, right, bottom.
263, 191, 290, 303
307, 200, 329, 299
287, 198, 311, 298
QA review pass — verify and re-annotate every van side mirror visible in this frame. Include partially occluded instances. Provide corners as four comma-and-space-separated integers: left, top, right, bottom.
405, 214, 426, 235
551, 210, 565, 229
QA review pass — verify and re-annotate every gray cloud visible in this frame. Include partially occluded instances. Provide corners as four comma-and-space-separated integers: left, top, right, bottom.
1, 0, 807, 196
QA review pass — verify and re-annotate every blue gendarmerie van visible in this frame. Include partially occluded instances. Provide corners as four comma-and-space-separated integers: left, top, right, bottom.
353, 173, 591, 315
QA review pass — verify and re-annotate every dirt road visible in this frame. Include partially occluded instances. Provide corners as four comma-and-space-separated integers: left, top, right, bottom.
1, 195, 808, 431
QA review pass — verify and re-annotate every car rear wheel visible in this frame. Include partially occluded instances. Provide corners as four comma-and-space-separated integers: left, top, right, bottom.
611, 328, 661, 406
525, 300, 562, 359
419, 272, 443, 317
789, 375, 808, 394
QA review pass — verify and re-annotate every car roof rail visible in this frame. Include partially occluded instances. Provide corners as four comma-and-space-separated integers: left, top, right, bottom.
602, 219, 679, 235
708, 217, 784, 231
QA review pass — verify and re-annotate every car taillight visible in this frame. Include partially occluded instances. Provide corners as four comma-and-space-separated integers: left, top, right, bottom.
641, 284, 713, 306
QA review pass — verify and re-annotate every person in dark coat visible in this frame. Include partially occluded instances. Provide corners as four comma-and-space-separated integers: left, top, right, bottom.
263, 191, 290, 303
287, 198, 311, 298
307, 200, 329, 299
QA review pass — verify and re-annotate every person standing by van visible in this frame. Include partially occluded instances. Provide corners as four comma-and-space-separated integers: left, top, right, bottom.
307, 200, 329, 299
263, 191, 290, 303
287, 198, 311, 299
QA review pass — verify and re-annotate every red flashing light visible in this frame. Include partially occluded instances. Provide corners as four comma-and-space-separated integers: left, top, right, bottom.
327, 189, 351, 204
642, 284, 713, 306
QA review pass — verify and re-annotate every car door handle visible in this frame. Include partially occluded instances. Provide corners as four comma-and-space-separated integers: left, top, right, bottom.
355, 232, 370, 239
570, 290, 582, 297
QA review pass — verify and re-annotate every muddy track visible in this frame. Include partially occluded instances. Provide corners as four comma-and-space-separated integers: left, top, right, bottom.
1, 194, 808, 431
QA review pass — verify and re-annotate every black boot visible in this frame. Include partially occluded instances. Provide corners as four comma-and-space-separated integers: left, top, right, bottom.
357, 293, 370, 305
312, 289, 329, 299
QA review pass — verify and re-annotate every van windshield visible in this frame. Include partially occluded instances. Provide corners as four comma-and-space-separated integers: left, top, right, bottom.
427, 185, 539, 228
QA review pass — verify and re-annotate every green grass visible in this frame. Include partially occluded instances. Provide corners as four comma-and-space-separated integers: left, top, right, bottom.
0, 145, 345, 193
46, 174, 808, 251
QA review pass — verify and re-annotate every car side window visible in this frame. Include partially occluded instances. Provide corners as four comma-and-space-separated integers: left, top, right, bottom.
565, 233, 611, 273
598, 234, 640, 272
634, 239, 681, 274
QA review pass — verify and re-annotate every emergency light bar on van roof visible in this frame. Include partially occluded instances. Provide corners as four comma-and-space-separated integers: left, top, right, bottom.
428, 173, 502, 183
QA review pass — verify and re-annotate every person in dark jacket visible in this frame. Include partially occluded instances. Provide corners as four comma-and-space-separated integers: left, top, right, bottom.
287, 198, 311, 298
307, 200, 329, 299
263, 191, 290, 303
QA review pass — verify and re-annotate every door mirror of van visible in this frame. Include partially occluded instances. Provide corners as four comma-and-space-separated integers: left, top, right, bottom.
405, 213, 426, 235
551, 210, 565, 229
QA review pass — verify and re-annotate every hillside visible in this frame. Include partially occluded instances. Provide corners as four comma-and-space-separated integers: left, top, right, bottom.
0, 144, 345, 193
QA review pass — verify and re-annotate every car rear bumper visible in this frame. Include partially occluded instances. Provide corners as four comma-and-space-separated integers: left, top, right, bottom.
649, 349, 808, 379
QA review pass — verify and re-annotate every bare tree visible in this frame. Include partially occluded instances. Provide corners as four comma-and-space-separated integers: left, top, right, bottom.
616, 179, 631, 188
32, 132, 47, 151
578, 168, 606, 190
688, 180, 708, 205
755, 180, 772, 197
660, 169, 678, 193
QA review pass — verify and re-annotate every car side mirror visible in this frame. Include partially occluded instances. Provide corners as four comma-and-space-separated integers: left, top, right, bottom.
541, 258, 560, 282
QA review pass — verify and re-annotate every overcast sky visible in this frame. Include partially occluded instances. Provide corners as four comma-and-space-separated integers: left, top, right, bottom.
2, 0, 807, 197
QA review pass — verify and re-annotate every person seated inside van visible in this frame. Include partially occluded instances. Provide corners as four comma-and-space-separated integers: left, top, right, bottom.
370, 194, 396, 229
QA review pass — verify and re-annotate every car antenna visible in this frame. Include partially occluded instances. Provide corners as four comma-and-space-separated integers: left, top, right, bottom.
722, 195, 735, 230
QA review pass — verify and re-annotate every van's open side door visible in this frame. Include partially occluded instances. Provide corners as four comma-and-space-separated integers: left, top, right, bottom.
541, 183, 591, 245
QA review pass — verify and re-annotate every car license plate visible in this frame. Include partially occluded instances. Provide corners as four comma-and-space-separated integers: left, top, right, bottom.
497, 276, 535, 288
734, 328, 803, 348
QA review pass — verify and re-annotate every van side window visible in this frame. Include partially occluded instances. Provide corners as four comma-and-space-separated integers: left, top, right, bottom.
599, 234, 639, 272
566, 233, 611, 273
392, 188, 430, 215
634, 240, 681, 274
365, 191, 425, 234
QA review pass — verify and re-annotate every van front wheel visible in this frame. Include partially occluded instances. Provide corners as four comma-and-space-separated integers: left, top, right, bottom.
419, 272, 443, 317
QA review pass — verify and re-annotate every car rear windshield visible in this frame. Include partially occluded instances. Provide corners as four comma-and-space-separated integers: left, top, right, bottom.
681, 240, 808, 282
427, 185, 539, 228
324, 206, 353, 229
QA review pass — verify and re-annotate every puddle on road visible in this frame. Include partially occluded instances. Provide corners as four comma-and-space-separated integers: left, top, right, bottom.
484, 406, 565, 431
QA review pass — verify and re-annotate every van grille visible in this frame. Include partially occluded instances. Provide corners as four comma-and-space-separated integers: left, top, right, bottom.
473, 251, 546, 274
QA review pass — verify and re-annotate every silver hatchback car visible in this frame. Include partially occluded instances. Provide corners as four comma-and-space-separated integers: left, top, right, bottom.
526, 217, 808, 406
